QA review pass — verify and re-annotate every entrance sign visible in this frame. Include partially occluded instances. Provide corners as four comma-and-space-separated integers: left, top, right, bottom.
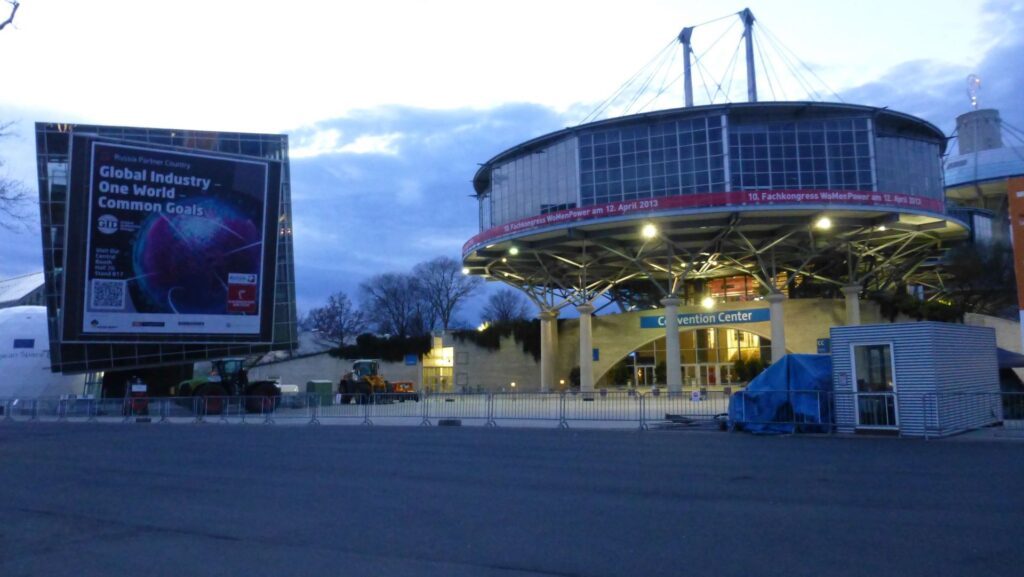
639, 308, 770, 329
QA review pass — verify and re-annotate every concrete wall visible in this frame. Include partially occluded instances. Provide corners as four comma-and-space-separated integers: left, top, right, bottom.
445, 334, 543, 392
965, 312, 1022, 353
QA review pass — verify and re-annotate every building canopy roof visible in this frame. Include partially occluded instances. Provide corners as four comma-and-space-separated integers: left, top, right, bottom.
0, 272, 44, 305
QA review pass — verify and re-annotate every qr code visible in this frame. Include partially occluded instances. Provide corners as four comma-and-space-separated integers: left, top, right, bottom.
90, 279, 126, 310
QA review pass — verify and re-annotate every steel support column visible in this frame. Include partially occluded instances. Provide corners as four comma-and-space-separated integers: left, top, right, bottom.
539, 309, 559, 392
577, 303, 595, 393
661, 296, 683, 394
767, 292, 786, 362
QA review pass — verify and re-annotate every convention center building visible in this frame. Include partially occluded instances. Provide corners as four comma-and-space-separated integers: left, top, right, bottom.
459, 102, 984, 393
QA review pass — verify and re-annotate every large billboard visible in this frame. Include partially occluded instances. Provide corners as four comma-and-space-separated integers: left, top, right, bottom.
61, 136, 282, 343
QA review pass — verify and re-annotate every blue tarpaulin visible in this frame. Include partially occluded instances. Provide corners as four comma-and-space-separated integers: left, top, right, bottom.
728, 354, 833, 434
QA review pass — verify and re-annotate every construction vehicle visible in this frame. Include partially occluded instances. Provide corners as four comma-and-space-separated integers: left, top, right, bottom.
338, 359, 417, 403
176, 358, 280, 415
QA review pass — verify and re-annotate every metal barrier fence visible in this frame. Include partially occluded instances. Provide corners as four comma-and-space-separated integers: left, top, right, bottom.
490, 393, 562, 426
0, 391, 741, 429
2, 391, 1021, 435
643, 390, 731, 428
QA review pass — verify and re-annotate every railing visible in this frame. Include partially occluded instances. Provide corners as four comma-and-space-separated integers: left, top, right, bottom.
2, 391, 1020, 436
0, 391, 744, 430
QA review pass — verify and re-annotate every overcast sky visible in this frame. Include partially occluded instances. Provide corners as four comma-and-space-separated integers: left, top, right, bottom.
1, 0, 1022, 325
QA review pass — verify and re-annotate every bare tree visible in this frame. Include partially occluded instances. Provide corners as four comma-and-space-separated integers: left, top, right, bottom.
413, 256, 482, 331
307, 292, 366, 344
941, 241, 1017, 317
0, 1, 19, 31
360, 272, 430, 337
1, 6, 27, 230
482, 288, 533, 323
0, 122, 30, 232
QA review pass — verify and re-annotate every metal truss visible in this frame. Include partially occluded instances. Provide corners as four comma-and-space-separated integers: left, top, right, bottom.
466, 210, 964, 312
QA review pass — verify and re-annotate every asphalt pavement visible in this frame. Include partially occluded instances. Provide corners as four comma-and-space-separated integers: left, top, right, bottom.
0, 423, 1021, 577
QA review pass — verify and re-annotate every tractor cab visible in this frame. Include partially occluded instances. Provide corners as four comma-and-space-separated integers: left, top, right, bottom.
208, 358, 249, 391
352, 360, 379, 379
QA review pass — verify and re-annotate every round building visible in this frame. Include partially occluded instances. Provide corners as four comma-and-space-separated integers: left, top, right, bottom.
462, 102, 968, 393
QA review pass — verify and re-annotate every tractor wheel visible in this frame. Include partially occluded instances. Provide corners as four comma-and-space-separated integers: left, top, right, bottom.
196, 384, 228, 415
244, 383, 278, 414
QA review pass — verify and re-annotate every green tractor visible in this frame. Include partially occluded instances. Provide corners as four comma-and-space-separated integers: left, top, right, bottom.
177, 358, 280, 415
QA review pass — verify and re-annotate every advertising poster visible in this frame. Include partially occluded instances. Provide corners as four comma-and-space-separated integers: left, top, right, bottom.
69, 139, 277, 338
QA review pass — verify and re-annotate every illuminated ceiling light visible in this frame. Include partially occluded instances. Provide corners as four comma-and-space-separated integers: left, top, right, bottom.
461, 267, 471, 275
814, 216, 832, 230
501, 257, 508, 263
508, 246, 519, 256
701, 296, 715, 309
877, 225, 887, 232
641, 223, 658, 239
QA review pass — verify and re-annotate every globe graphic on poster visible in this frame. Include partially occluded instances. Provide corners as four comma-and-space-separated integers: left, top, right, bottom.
131, 198, 261, 314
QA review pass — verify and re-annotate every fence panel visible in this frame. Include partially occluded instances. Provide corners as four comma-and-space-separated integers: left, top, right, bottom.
305, 393, 365, 425
490, 393, 562, 426
2, 398, 40, 422
562, 391, 642, 429
423, 393, 489, 425
365, 393, 426, 425
642, 390, 731, 428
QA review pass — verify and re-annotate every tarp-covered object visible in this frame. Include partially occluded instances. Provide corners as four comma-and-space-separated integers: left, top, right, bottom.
728, 354, 832, 434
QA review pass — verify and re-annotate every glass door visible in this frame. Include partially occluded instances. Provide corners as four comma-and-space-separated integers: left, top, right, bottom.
635, 365, 656, 387
684, 365, 697, 387
852, 343, 897, 428
692, 365, 718, 387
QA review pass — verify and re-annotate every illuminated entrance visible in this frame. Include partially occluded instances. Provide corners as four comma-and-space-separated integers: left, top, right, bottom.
611, 327, 771, 388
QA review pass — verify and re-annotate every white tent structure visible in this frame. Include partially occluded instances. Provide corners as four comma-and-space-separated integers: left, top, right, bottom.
0, 306, 86, 398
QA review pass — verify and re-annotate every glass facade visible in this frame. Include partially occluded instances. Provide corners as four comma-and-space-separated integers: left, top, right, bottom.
34, 123, 297, 374
875, 136, 941, 198
608, 327, 771, 388
729, 117, 873, 191
487, 137, 577, 228
476, 105, 947, 231
578, 116, 726, 205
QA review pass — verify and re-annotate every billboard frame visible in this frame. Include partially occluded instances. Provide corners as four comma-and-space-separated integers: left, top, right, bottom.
59, 134, 283, 345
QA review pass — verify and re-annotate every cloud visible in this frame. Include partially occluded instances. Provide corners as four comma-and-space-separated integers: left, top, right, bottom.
290, 129, 403, 158
838, 0, 1024, 139
289, 103, 568, 313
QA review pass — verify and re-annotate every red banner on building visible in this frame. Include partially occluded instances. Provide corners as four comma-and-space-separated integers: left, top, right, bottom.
463, 189, 945, 255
